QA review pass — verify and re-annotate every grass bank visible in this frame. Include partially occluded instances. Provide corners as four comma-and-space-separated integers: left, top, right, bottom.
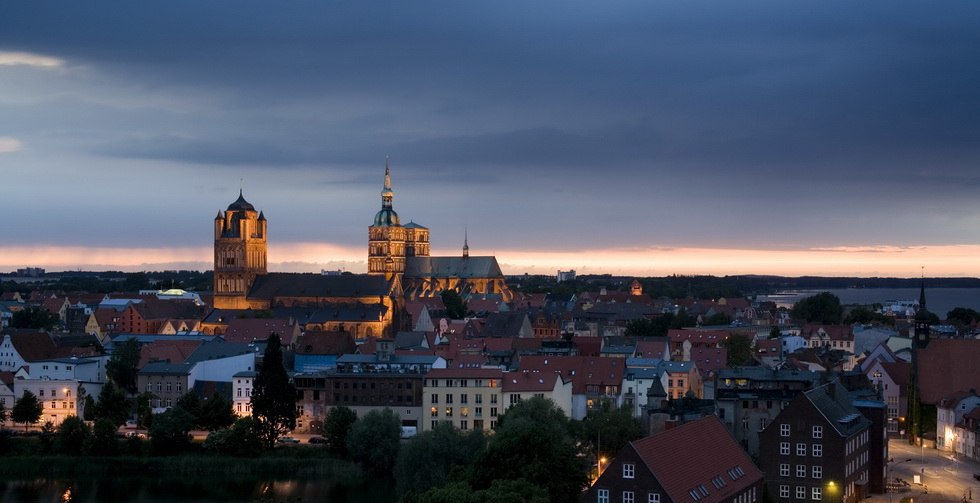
0, 451, 364, 481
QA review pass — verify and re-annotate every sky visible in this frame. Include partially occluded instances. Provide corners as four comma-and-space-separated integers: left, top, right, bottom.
1, 1, 979, 277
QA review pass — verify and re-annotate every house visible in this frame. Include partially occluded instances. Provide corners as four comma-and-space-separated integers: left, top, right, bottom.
801, 325, 856, 369
136, 341, 256, 411
714, 367, 821, 458
864, 359, 909, 436
936, 390, 980, 456
759, 381, 871, 503
518, 355, 625, 419
480, 311, 533, 338
12, 378, 100, 427
423, 368, 505, 433
582, 415, 764, 503
502, 370, 573, 419
294, 331, 357, 372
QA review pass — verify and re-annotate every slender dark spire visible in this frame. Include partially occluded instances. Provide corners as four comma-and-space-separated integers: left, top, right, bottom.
381, 155, 394, 210
463, 225, 469, 259
919, 267, 926, 312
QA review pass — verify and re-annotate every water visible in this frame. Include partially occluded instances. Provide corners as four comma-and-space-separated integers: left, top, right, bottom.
0, 476, 395, 503
756, 288, 980, 318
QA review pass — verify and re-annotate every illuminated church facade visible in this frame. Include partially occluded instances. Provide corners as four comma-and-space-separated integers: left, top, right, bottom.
367, 160, 512, 302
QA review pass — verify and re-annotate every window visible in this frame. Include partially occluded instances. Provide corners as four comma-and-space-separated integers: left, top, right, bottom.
779, 464, 790, 477
431, 420, 438, 429
475, 407, 483, 417
176, 382, 182, 393
796, 486, 806, 499
475, 394, 483, 404
623, 463, 635, 479
779, 486, 790, 498
166, 382, 172, 392
460, 420, 468, 430
491, 407, 498, 417
812, 465, 822, 479
431, 394, 438, 404
648, 493, 661, 503
797, 443, 807, 456
780, 442, 790, 455
430, 407, 438, 417
780, 423, 790, 437
510, 395, 521, 405
759, 418, 767, 431
597, 489, 609, 503
622, 491, 634, 503
490, 395, 498, 404
445, 407, 453, 417
812, 425, 823, 439
39, 389, 44, 397
812, 444, 822, 457
445, 394, 453, 404
460, 394, 468, 404
796, 465, 806, 478
811, 487, 821, 500
461, 407, 469, 417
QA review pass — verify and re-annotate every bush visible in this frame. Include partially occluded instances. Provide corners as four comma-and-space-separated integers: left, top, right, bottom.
89, 418, 119, 456
56, 416, 91, 455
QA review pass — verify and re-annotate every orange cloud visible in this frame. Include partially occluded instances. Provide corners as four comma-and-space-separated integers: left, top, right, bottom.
1, 243, 978, 277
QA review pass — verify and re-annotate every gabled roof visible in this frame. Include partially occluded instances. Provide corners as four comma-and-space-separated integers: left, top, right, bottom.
502, 370, 563, 392
249, 273, 391, 299
139, 339, 202, 367
803, 381, 871, 437
879, 361, 911, 388
138, 361, 193, 376
518, 355, 625, 394
801, 324, 854, 341
628, 416, 762, 503
635, 338, 669, 359
668, 329, 728, 346
404, 256, 503, 279
133, 299, 207, 321
185, 341, 255, 364
5, 331, 58, 361
481, 311, 529, 338
222, 318, 298, 345
296, 331, 357, 356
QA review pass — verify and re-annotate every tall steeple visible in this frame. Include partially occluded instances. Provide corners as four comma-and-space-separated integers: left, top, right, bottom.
463, 226, 469, 259
914, 269, 931, 349
918, 268, 927, 312
382, 155, 393, 210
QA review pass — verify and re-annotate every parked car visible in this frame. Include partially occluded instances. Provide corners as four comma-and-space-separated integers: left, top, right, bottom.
277, 436, 300, 444
307, 436, 326, 444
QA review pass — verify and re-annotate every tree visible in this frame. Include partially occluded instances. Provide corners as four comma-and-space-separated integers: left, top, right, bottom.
578, 402, 642, 462
769, 326, 782, 339
11, 390, 44, 431
149, 406, 194, 455
722, 333, 754, 367
395, 422, 486, 495
0, 399, 7, 424
175, 392, 202, 424
56, 415, 91, 455
250, 332, 297, 448
203, 417, 264, 457
94, 380, 130, 427
947, 307, 980, 327
11, 306, 60, 330
199, 393, 235, 431
791, 292, 843, 324
106, 339, 141, 394
624, 318, 658, 338
704, 312, 732, 326
347, 408, 402, 474
844, 306, 894, 327
441, 290, 468, 319
470, 396, 587, 502
324, 405, 358, 455
89, 418, 120, 456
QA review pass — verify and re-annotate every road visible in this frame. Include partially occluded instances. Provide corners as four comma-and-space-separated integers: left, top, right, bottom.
865, 439, 980, 502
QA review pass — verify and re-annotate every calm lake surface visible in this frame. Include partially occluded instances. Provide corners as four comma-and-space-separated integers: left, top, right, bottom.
0, 476, 395, 503
757, 288, 980, 317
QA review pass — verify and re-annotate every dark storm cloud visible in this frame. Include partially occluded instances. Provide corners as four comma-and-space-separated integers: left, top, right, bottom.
3, 0, 980, 251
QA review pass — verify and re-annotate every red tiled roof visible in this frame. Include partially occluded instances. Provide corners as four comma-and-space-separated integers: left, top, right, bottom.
689, 347, 728, 374
448, 354, 489, 368
574, 336, 602, 356
880, 361, 911, 388
518, 355, 625, 394
511, 338, 542, 353
668, 329, 728, 345
630, 416, 763, 503
754, 339, 781, 355
425, 367, 504, 379
918, 339, 980, 405
139, 339, 202, 367
223, 318, 298, 345
7, 331, 58, 361
636, 339, 669, 359
502, 370, 562, 392
801, 324, 853, 341
295, 331, 356, 356
484, 338, 515, 353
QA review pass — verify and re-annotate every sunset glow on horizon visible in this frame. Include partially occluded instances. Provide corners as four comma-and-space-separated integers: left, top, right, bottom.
2, 243, 978, 278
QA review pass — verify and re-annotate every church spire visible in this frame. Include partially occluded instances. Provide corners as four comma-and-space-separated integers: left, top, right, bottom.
381, 155, 394, 210
919, 267, 926, 312
463, 225, 469, 259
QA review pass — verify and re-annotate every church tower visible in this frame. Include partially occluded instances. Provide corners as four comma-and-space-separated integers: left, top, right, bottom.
213, 190, 267, 309
368, 158, 406, 276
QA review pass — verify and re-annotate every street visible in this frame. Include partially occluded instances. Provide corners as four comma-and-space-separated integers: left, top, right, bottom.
865, 439, 980, 502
